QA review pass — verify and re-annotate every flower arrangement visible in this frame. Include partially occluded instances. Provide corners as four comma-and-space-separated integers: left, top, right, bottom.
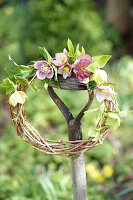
0, 39, 125, 156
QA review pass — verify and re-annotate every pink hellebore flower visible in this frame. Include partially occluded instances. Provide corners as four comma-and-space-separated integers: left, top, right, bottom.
34, 61, 54, 80
58, 63, 72, 79
95, 86, 114, 102
52, 49, 69, 67
73, 54, 93, 84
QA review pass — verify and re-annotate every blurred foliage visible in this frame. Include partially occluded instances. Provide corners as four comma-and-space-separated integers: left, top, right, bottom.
0, 0, 121, 69
114, 56, 133, 110
0, 0, 132, 199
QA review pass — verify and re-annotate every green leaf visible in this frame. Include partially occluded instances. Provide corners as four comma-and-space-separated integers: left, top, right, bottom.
8, 75, 16, 83
14, 76, 28, 85
39, 47, 53, 64
16, 65, 31, 71
9, 55, 31, 71
106, 118, 120, 130
100, 102, 105, 113
26, 69, 36, 77
16, 69, 36, 79
74, 44, 81, 58
102, 82, 116, 86
6, 56, 33, 77
5, 65, 21, 76
0, 78, 16, 94
93, 55, 112, 68
108, 112, 120, 120
67, 38, 74, 55
53, 79, 59, 88
9, 54, 18, 65
99, 126, 110, 130
76, 44, 79, 52
52, 65, 58, 81
5, 67, 34, 78
9, 91, 28, 107
44, 83, 49, 89
106, 112, 120, 130
0, 78, 15, 88
65, 52, 74, 57
43, 78, 50, 89
88, 129, 100, 141
89, 81, 97, 91
81, 46, 85, 54
86, 63, 97, 73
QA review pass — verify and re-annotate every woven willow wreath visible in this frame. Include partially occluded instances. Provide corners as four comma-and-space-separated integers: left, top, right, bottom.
7, 94, 118, 157
1, 39, 121, 157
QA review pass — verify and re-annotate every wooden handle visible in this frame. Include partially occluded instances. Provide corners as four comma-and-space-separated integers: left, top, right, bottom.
49, 75, 88, 90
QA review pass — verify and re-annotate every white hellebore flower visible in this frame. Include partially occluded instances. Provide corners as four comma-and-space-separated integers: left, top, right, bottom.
99, 70, 107, 82
95, 85, 114, 102
91, 69, 107, 85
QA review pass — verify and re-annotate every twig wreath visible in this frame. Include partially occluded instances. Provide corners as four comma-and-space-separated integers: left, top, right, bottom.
1, 39, 123, 157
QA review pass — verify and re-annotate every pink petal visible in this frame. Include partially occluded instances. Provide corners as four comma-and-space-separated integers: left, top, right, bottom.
78, 54, 92, 63
98, 86, 110, 90
58, 67, 72, 79
108, 87, 114, 95
58, 65, 66, 70
74, 58, 79, 65
58, 69, 63, 75
76, 73, 90, 83
63, 48, 67, 53
55, 53, 68, 64
46, 72, 54, 79
36, 70, 46, 80
34, 61, 45, 69
106, 88, 114, 100
80, 77, 90, 84
55, 53, 65, 60
106, 94, 112, 100
73, 68, 77, 74
58, 69, 68, 79
63, 72, 68, 79
68, 69, 72, 77
52, 60, 59, 66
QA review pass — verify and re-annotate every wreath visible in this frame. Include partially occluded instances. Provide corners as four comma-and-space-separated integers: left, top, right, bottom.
1, 39, 122, 157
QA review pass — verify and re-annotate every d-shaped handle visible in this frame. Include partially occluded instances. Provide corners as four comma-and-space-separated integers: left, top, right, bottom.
48, 84, 94, 141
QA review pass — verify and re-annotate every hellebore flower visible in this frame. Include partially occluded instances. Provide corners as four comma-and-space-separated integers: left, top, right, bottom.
58, 63, 72, 79
52, 49, 69, 67
73, 54, 93, 83
34, 61, 54, 80
95, 85, 114, 102
90, 69, 107, 85
99, 70, 107, 83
